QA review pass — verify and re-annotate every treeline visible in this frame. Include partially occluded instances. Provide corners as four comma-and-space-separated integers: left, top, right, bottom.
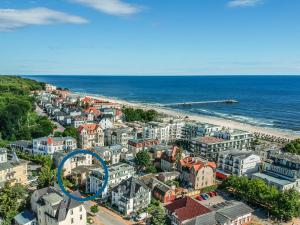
284, 138, 300, 154
122, 107, 158, 122
220, 175, 300, 221
0, 76, 55, 142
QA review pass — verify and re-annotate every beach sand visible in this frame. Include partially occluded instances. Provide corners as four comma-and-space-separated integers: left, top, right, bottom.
79, 93, 299, 141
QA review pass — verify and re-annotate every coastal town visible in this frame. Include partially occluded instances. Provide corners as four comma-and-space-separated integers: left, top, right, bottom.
1, 76, 300, 225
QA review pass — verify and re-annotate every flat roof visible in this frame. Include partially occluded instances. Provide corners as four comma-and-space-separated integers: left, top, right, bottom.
252, 172, 294, 186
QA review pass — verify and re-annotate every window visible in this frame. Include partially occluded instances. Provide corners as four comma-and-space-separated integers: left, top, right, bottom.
80, 215, 83, 220
71, 218, 74, 224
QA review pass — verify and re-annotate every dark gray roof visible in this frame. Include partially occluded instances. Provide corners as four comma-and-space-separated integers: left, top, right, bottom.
184, 212, 217, 225
215, 201, 253, 222
112, 177, 150, 199
34, 186, 83, 222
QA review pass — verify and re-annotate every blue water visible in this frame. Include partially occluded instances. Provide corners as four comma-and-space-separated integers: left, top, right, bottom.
24, 75, 300, 133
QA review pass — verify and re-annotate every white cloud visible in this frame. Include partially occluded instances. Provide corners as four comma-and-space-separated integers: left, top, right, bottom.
71, 0, 141, 16
228, 0, 263, 8
0, 7, 88, 31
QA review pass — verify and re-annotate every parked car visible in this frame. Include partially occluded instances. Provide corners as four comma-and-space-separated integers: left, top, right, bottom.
200, 193, 209, 200
195, 196, 204, 201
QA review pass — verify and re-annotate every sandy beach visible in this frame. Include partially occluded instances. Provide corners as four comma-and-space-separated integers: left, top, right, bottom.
77, 93, 299, 141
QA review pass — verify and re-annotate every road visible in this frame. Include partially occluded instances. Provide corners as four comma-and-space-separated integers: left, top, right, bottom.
35, 104, 65, 132
84, 201, 131, 225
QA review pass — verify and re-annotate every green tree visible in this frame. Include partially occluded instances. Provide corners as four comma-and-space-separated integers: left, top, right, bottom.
0, 183, 27, 224
38, 165, 55, 188
136, 150, 151, 170
146, 199, 170, 225
90, 205, 99, 214
284, 138, 300, 154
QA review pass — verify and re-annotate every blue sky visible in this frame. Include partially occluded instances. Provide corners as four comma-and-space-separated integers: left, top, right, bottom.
0, 0, 300, 75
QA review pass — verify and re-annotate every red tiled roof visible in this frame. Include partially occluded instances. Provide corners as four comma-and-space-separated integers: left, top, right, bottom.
165, 197, 211, 223
78, 123, 100, 133
180, 157, 216, 172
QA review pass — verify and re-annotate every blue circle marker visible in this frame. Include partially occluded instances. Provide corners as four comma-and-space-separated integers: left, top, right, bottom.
57, 149, 109, 202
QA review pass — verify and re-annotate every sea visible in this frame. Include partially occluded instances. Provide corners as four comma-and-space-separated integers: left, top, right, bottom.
24, 75, 300, 134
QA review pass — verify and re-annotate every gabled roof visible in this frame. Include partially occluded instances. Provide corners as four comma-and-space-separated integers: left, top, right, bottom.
34, 186, 83, 222
78, 123, 100, 133
180, 157, 216, 172
112, 177, 150, 199
165, 197, 211, 223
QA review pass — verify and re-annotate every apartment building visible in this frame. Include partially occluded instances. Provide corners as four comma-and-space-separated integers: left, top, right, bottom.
92, 145, 125, 165
181, 123, 222, 140
168, 120, 185, 143
0, 149, 28, 188
190, 131, 252, 160
128, 138, 160, 156
111, 177, 151, 215
253, 151, 300, 191
143, 122, 170, 143
32, 136, 77, 155
179, 156, 216, 190
86, 163, 135, 198
30, 186, 86, 225
217, 150, 261, 178
104, 128, 132, 147
77, 123, 104, 149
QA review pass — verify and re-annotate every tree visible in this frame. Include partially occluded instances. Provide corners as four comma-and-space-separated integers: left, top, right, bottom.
90, 205, 99, 214
38, 165, 55, 188
136, 150, 151, 170
284, 138, 300, 154
220, 175, 300, 221
0, 183, 27, 225
122, 107, 159, 122
146, 199, 170, 225
145, 165, 157, 174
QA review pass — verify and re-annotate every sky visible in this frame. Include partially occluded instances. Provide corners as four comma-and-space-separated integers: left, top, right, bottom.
0, 0, 300, 75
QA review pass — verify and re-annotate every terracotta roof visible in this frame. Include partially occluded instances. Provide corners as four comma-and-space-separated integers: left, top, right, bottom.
165, 197, 211, 223
180, 157, 216, 171
78, 123, 100, 133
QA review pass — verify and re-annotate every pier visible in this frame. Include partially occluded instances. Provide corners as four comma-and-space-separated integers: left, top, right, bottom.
164, 99, 238, 107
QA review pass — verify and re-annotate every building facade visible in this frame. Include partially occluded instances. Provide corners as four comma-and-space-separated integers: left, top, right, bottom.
32, 136, 77, 155
78, 123, 104, 149
217, 150, 261, 177
31, 186, 86, 225
111, 177, 151, 215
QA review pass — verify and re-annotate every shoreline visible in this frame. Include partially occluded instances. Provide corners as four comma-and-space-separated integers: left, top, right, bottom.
72, 92, 299, 140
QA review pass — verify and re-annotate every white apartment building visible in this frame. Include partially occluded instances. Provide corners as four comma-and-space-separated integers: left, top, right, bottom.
32, 136, 77, 155
168, 120, 185, 142
31, 186, 86, 225
217, 150, 261, 177
93, 145, 126, 165
86, 163, 135, 198
143, 122, 170, 143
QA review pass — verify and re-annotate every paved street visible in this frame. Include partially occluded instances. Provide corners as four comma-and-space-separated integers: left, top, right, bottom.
35, 104, 65, 132
84, 201, 131, 225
